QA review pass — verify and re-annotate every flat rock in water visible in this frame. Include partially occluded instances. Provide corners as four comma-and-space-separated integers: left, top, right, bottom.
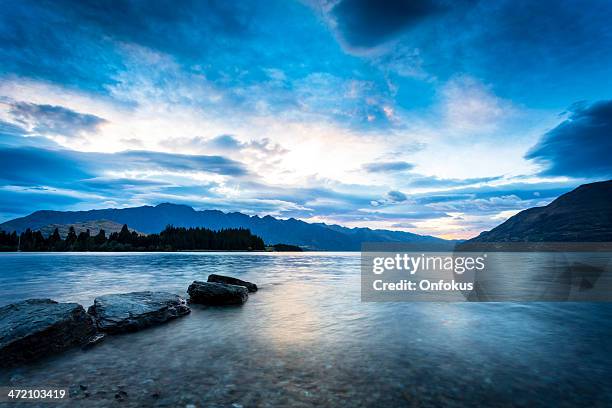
87, 291, 190, 334
0, 299, 96, 366
187, 281, 249, 305
207, 274, 258, 292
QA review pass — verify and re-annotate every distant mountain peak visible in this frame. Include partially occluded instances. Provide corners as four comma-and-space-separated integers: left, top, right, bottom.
155, 202, 195, 210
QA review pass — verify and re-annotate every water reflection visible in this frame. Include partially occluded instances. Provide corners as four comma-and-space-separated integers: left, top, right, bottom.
0, 252, 611, 407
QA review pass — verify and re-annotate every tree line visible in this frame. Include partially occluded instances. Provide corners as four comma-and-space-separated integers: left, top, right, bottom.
0, 225, 265, 252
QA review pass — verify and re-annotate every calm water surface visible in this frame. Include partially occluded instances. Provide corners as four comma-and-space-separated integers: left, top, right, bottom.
1, 252, 611, 407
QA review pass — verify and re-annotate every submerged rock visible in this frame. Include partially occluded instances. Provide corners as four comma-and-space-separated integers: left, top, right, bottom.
0, 299, 96, 366
207, 274, 258, 292
187, 281, 249, 305
88, 291, 190, 334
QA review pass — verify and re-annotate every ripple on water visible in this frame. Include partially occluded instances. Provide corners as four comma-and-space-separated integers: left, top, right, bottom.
1, 252, 611, 407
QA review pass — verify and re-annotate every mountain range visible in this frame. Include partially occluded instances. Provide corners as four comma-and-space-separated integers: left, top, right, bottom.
0, 203, 446, 250
468, 180, 612, 242
2, 180, 610, 249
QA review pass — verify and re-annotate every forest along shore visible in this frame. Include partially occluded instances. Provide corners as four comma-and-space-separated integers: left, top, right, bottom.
0, 225, 266, 252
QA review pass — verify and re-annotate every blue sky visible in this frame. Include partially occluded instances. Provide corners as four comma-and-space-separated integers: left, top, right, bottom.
1, 0, 611, 238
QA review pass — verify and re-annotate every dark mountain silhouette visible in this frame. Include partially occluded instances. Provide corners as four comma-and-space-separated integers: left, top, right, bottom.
468, 180, 612, 242
0, 203, 447, 250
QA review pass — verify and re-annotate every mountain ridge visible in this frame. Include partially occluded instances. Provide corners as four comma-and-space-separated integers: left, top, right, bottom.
0, 203, 447, 250
467, 180, 612, 242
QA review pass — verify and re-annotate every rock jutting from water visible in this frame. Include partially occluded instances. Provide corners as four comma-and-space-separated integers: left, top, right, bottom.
87, 291, 190, 334
207, 274, 258, 292
0, 299, 96, 367
187, 281, 249, 305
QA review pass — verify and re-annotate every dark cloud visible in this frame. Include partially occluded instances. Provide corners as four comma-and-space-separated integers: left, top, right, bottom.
0, 147, 248, 188
9, 102, 107, 137
79, 178, 170, 192
525, 100, 612, 178
0, 147, 92, 185
414, 194, 474, 205
0, 120, 62, 149
426, 194, 527, 214
159, 135, 288, 160
386, 190, 407, 202
207, 135, 243, 150
404, 175, 501, 188
362, 161, 414, 173
370, 189, 410, 207
115, 150, 248, 176
205, 135, 287, 155
331, 0, 447, 49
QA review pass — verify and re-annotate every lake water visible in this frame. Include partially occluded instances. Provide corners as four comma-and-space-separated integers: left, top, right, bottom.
1, 252, 611, 407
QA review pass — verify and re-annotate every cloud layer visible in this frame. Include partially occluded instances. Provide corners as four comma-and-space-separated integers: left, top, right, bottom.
0, 0, 611, 238
9, 102, 107, 137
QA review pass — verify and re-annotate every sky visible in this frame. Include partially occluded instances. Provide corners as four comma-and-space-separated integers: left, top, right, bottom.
0, 0, 611, 239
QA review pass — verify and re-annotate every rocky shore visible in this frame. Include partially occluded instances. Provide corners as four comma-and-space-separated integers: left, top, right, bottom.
0, 274, 257, 367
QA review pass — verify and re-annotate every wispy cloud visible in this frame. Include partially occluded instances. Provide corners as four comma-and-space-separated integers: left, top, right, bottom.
362, 161, 414, 173
9, 101, 107, 137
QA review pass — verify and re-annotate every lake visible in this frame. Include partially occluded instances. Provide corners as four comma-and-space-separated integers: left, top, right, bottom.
1, 252, 611, 407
